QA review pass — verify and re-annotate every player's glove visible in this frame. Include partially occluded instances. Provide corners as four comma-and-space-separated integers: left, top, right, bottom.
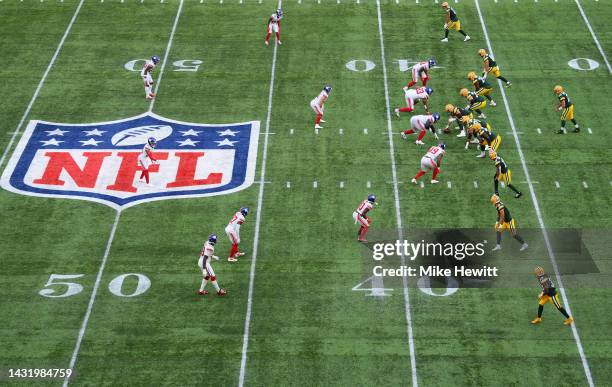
212, 255, 220, 261
443, 23, 448, 29
465, 141, 470, 150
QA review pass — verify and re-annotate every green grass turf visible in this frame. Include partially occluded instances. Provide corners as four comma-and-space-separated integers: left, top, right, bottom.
0, 0, 610, 386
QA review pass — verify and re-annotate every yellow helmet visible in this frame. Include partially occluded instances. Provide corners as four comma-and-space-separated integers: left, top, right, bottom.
489, 149, 497, 160
553, 85, 564, 94
534, 266, 545, 276
490, 194, 501, 205
460, 88, 469, 97
468, 71, 477, 81
469, 122, 482, 131
445, 104, 455, 113
441, 1, 449, 8
460, 115, 470, 123
478, 49, 487, 57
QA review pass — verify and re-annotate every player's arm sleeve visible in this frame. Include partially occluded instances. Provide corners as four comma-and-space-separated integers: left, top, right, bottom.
146, 149, 157, 161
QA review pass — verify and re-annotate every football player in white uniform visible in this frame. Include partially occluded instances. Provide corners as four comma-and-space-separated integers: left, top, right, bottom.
226, 207, 248, 262
394, 86, 433, 118
353, 194, 377, 243
401, 113, 440, 145
141, 55, 160, 100
197, 234, 226, 296
265, 9, 283, 46
138, 137, 158, 186
310, 85, 332, 130
412, 143, 445, 184
407, 58, 436, 88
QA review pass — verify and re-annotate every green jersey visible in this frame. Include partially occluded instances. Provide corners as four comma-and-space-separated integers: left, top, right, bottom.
558, 92, 572, 108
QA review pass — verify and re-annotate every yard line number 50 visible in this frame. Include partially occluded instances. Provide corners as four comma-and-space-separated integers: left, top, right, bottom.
39, 273, 151, 298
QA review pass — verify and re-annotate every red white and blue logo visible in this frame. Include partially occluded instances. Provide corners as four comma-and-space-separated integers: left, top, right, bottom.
0, 113, 260, 209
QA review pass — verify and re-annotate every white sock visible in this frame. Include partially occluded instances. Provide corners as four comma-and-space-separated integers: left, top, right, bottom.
199, 279, 207, 291
211, 280, 220, 292
145, 86, 151, 96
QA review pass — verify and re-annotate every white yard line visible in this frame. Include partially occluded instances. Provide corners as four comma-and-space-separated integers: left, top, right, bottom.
148, 0, 185, 112
238, 1, 281, 386
376, 1, 418, 386
63, 210, 121, 386
474, 1, 594, 385
0, 0, 85, 172
63, 2, 184, 385
575, 0, 612, 74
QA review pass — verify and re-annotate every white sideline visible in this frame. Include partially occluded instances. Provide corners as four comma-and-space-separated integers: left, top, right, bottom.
376, 1, 418, 386
474, 1, 594, 386
63, 1, 185, 384
575, 0, 612, 74
0, 0, 85, 172
238, 1, 281, 385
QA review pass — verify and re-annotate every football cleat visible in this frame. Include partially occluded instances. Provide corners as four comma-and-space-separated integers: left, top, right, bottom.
464, 35, 471, 42
265, 40, 269, 46
573, 127, 580, 133
564, 317, 574, 326
428, 58, 436, 68
235, 252, 246, 257
478, 113, 487, 119
319, 119, 326, 123
147, 137, 157, 148
217, 289, 227, 296
146, 96, 153, 101
198, 290, 209, 295
228, 257, 238, 262
431, 179, 439, 184
440, 38, 448, 42
531, 317, 542, 324
415, 140, 425, 145
456, 130, 466, 138
314, 124, 323, 129
208, 234, 217, 245
557, 129, 566, 134
240, 207, 249, 216
505, 82, 512, 88
411, 178, 418, 184
151, 56, 161, 64
520, 243, 529, 252
515, 192, 523, 199
358, 238, 368, 243
277, 41, 282, 45
323, 85, 332, 94
367, 194, 376, 203
400, 132, 407, 140
394, 108, 400, 118
476, 152, 486, 158
490, 100, 497, 107
492, 244, 502, 251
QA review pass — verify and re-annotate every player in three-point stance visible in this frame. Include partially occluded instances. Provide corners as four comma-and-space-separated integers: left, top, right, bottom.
226, 207, 249, 262
490, 194, 528, 252
401, 113, 441, 145
440, 2, 470, 42
265, 9, 283, 46
141, 55, 160, 100
412, 143, 445, 185
197, 234, 226, 296
407, 59, 436, 88
531, 266, 573, 325
394, 86, 433, 118
138, 137, 158, 186
310, 85, 332, 130
353, 195, 376, 243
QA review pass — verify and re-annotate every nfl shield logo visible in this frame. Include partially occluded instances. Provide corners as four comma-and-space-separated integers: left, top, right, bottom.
0, 113, 260, 209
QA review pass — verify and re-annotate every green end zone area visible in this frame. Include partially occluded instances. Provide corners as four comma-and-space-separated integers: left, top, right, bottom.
0, 0, 610, 386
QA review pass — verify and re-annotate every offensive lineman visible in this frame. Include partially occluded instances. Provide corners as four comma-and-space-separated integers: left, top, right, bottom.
138, 137, 158, 186
141, 56, 160, 100
400, 113, 441, 145
407, 59, 436, 88
412, 143, 445, 185
310, 85, 332, 130
394, 86, 433, 117
226, 207, 249, 262
197, 234, 227, 296
264, 9, 283, 46
353, 195, 377, 243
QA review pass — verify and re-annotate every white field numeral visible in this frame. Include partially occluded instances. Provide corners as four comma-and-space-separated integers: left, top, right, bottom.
172, 59, 203, 72
108, 273, 151, 297
352, 275, 392, 297
417, 275, 459, 297
39, 274, 85, 298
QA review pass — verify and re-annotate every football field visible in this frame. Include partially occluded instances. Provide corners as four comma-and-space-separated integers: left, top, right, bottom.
0, 0, 611, 385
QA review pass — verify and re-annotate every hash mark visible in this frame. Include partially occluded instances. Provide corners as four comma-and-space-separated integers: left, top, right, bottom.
420, 181, 424, 188
219, 0, 222, 3
286, 181, 291, 188
587, 127, 592, 134
583, 181, 589, 189
536, 128, 542, 134
313, 181, 318, 188
339, 181, 344, 188
447, 181, 452, 188
555, 181, 560, 188
473, 181, 478, 188
289, 128, 294, 135
315, 128, 319, 135
367, 181, 371, 188
339, 128, 344, 135
363, 128, 368, 134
